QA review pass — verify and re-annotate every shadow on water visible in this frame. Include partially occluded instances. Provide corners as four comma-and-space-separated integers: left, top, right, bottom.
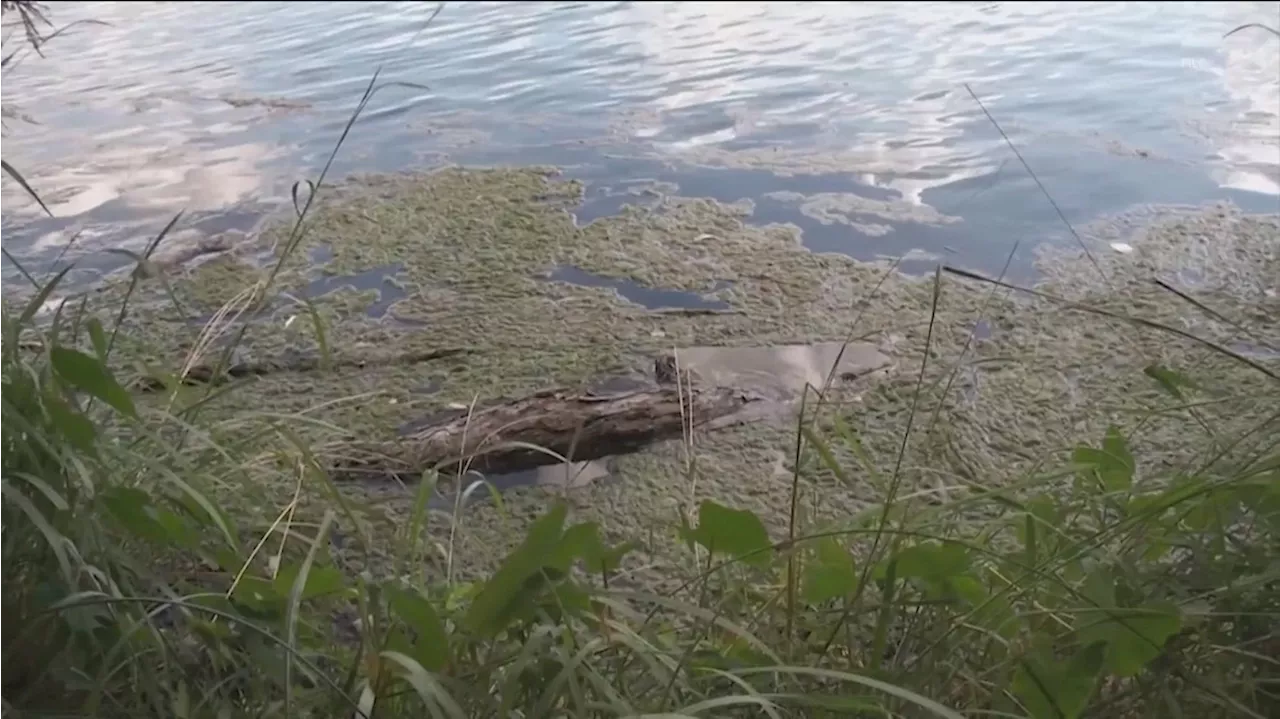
542, 265, 733, 311
303, 264, 408, 318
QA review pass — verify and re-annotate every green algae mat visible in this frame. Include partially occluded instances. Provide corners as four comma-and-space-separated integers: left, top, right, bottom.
79, 166, 1278, 582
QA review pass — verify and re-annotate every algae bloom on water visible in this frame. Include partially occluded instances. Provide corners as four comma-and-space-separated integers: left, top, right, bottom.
85, 167, 1279, 583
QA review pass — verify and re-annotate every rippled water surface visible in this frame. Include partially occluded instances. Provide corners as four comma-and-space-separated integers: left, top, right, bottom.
3, 1, 1278, 285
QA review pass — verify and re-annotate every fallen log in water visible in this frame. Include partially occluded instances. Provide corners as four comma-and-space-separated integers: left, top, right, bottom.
132, 347, 469, 391
335, 384, 774, 481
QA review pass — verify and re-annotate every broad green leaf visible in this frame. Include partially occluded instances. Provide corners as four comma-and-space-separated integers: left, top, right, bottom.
46, 394, 96, 451
891, 542, 975, 600
803, 537, 858, 603
1017, 495, 1062, 560
50, 346, 137, 419
229, 576, 284, 616
969, 590, 1018, 639
583, 538, 637, 577
687, 500, 772, 568
1182, 490, 1233, 532
543, 521, 601, 573
1072, 426, 1134, 493
1237, 473, 1280, 532
1012, 643, 1104, 719
86, 317, 108, 360
894, 542, 970, 582
386, 585, 449, 671
949, 575, 986, 605
101, 487, 195, 547
548, 520, 637, 577
1078, 601, 1182, 677
543, 579, 592, 621
1080, 565, 1117, 609
1128, 477, 1204, 528
464, 502, 567, 635
1101, 426, 1135, 488
273, 564, 344, 602
1143, 364, 1198, 400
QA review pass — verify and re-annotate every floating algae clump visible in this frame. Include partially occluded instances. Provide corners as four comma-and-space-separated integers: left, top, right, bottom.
88, 166, 1278, 586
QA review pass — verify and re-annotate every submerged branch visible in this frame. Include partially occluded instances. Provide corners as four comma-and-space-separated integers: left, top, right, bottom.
131, 347, 471, 391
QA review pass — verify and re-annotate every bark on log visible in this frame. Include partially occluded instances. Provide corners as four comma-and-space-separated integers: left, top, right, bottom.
335, 385, 772, 481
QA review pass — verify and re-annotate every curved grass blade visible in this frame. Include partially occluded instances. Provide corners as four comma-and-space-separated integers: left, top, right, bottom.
378, 650, 465, 719
733, 666, 962, 719
283, 510, 334, 717
2, 158, 52, 216
942, 265, 1280, 381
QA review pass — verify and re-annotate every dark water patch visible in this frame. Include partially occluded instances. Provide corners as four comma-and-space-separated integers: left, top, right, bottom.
543, 265, 732, 311
304, 263, 407, 318
747, 193, 987, 275
574, 180, 673, 226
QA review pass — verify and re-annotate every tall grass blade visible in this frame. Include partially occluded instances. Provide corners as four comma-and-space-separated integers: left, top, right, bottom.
733, 666, 963, 719
943, 265, 1280, 381
284, 510, 334, 716
378, 650, 465, 719
964, 84, 1108, 285
2, 158, 52, 216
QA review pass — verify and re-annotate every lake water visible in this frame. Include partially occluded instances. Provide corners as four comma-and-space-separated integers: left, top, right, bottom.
2, 1, 1278, 287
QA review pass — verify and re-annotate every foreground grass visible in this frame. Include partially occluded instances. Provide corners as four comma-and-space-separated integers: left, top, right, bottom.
3, 242, 1277, 718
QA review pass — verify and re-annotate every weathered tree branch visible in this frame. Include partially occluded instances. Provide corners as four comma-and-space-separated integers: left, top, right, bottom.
132, 347, 469, 391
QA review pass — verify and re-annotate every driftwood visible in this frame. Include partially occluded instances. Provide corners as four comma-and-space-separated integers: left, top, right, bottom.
336, 384, 772, 481
132, 347, 469, 391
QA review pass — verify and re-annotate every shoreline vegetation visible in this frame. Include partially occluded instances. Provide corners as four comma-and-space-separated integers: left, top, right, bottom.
4, 5, 1279, 718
